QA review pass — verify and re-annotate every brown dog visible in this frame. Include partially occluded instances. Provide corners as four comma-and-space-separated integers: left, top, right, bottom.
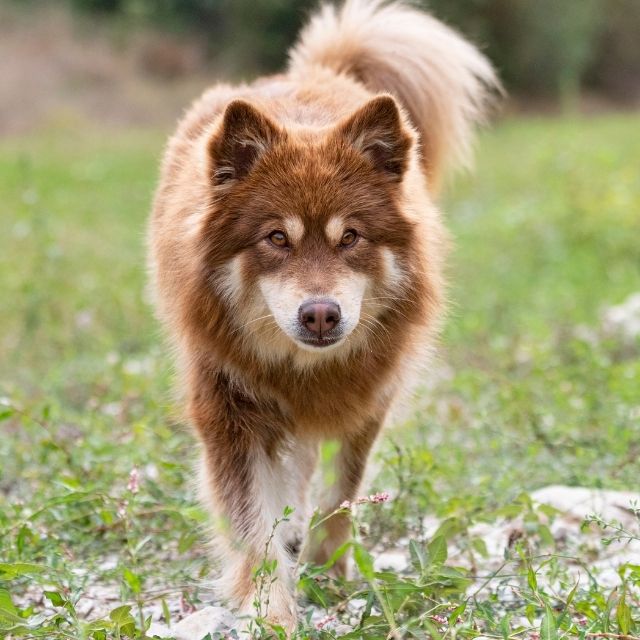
148, 0, 498, 632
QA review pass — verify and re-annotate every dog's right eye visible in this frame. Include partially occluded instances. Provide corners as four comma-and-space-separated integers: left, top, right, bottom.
268, 230, 289, 248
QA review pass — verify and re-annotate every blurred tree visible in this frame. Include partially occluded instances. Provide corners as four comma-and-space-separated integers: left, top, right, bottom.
61, 0, 640, 103
512, 0, 602, 107
589, 0, 640, 101
425, 0, 603, 105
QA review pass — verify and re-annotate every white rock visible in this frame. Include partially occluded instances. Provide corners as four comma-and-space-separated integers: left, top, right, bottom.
531, 485, 639, 524
334, 624, 354, 635
374, 549, 408, 572
421, 514, 441, 538
346, 597, 368, 613
147, 621, 173, 638
602, 292, 640, 341
467, 521, 511, 559
172, 606, 237, 640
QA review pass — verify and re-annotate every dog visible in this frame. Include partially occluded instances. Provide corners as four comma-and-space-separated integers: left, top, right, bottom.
148, 0, 499, 632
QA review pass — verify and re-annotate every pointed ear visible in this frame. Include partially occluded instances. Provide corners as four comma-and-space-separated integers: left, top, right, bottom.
208, 100, 280, 184
336, 95, 412, 179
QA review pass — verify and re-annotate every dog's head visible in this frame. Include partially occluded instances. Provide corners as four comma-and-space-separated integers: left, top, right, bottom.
196, 96, 435, 360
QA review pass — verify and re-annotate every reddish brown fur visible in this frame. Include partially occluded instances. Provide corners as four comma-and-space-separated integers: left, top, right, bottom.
148, 0, 497, 632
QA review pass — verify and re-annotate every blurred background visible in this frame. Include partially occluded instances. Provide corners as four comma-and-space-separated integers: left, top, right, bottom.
2, 0, 640, 134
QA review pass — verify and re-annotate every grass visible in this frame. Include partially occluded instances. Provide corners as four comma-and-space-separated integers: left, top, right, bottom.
1, 113, 639, 639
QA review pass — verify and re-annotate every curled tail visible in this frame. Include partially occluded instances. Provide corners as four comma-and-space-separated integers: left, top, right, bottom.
288, 0, 501, 189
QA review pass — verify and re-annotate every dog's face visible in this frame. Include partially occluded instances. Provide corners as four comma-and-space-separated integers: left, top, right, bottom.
201, 97, 421, 358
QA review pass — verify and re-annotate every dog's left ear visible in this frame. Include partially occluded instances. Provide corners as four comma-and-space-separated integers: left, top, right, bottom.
208, 100, 280, 184
336, 95, 412, 179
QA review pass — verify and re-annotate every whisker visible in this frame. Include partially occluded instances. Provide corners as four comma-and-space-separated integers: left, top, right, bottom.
361, 314, 392, 341
362, 303, 410, 322
362, 295, 413, 302
358, 316, 391, 349
242, 319, 278, 342
229, 313, 274, 336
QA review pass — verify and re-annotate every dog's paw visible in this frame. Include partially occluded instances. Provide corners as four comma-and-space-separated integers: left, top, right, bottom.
237, 581, 298, 638
263, 581, 298, 634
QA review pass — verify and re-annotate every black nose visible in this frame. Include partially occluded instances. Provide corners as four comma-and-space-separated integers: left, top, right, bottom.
299, 300, 341, 337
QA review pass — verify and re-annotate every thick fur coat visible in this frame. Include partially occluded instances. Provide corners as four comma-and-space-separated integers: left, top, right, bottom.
148, 0, 499, 632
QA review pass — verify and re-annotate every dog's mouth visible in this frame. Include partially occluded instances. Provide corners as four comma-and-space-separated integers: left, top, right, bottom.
294, 322, 346, 349
299, 335, 342, 348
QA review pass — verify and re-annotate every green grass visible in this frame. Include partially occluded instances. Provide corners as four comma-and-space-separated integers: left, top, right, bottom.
1, 114, 639, 639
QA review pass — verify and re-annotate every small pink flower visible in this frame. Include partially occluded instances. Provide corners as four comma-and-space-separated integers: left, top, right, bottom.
354, 492, 391, 505
180, 593, 196, 614
316, 614, 337, 630
117, 500, 128, 519
341, 492, 391, 510
127, 467, 140, 494
431, 614, 447, 625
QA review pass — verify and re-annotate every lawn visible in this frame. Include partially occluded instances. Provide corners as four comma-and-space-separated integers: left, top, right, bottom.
1, 113, 639, 639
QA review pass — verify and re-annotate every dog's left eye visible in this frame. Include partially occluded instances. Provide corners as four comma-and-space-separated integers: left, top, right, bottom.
339, 229, 358, 248
268, 230, 289, 248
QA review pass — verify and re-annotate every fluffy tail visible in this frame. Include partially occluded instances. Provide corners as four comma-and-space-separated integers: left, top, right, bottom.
288, 0, 501, 189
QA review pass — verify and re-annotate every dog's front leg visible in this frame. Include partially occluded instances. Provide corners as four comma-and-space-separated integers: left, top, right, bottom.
191, 378, 298, 633
313, 416, 383, 576
282, 437, 319, 560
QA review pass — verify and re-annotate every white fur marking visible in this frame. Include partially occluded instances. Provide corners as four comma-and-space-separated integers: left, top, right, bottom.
325, 216, 345, 245
217, 255, 244, 303
258, 271, 369, 360
282, 216, 305, 244
381, 247, 405, 288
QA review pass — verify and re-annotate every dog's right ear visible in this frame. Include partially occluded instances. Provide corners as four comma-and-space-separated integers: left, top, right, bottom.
208, 100, 280, 184
335, 95, 412, 180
